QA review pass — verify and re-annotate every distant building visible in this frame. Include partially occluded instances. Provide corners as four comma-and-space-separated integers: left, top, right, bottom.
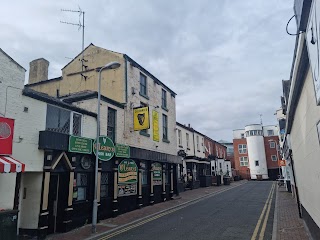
219, 140, 234, 169
233, 124, 279, 180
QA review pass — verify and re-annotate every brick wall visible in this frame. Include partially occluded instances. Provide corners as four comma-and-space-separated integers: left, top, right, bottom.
264, 136, 280, 169
233, 138, 250, 179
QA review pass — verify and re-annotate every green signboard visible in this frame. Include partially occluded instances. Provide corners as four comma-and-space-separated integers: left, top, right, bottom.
69, 136, 93, 154
118, 159, 138, 184
93, 136, 115, 161
152, 162, 162, 185
115, 144, 130, 158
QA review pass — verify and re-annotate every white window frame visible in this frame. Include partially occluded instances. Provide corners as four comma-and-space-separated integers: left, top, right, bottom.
238, 144, 247, 154
178, 129, 182, 146
271, 155, 277, 161
269, 141, 276, 148
241, 133, 245, 139
267, 130, 274, 136
196, 135, 199, 151
186, 133, 189, 148
240, 157, 248, 166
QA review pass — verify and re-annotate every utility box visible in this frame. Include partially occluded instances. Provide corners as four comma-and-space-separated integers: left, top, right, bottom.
0, 210, 18, 240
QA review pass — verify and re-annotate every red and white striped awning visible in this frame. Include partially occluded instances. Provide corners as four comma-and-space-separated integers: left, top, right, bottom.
0, 156, 25, 173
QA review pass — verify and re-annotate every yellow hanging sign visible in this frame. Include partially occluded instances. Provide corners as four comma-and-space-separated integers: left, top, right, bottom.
133, 107, 150, 131
152, 110, 159, 142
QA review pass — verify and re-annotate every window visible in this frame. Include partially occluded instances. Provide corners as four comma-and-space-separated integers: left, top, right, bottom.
162, 114, 168, 140
271, 155, 277, 161
142, 169, 148, 185
255, 160, 259, 166
186, 133, 189, 148
238, 144, 247, 154
241, 133, 245, 139
140, 73, 147, 96
75, 173, 87, 201
178, 129, 182, 146
107, 108, 116, 142
165, 168, 169, 184
240, 157, 249, 166
100, 173, 109, 198
267, 130, 274, 136
46, 105, 82, 135
161, 89, 167, 109
202, 138, 205, 152
269, 141, 275, 148
219, 162, 222, 169
196, 136, 199, 151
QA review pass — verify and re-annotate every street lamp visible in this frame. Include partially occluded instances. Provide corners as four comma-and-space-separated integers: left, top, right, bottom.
268, 139, 281, 179
92, 61, 121, 233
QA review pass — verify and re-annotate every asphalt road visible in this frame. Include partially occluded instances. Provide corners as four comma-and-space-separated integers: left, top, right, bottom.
101, 181, 276, 240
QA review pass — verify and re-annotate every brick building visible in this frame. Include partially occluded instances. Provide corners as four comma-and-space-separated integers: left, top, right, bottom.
233, 124, 280, 180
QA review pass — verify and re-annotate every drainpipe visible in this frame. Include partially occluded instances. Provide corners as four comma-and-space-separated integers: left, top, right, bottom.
289, 150, 302, 218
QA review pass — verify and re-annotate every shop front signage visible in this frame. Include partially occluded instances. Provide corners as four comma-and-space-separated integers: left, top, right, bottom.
118, 159, 138, 196
152, 110, 159, 142
115, 144, 130, 158
152, 162, 162, 185
69, 135, 93, 154
0, 117, 14, 155
93, 136, 115, 161
133, 106, 150, 131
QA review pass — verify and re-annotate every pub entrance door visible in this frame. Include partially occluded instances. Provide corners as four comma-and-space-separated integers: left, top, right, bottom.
47, 173, 69, 234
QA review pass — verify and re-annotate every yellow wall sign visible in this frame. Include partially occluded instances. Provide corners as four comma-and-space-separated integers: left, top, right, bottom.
133, 107, 150, 131
152, 110, 159, 142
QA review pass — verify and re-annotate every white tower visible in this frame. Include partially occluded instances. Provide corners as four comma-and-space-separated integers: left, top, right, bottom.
245, 124, 268, 180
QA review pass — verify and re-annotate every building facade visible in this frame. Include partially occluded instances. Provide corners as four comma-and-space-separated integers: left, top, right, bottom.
233, 124, 280, 180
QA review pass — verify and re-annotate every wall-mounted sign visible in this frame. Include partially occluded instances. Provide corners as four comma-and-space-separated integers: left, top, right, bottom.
93, 136, 115, 161
115, 144, 130, 158
152, 162, 162, 185
0, 117, 14, 155
152, 110, 159, 142
118, 159, 138, 197
80, 156, 92, 170
69, 136, 93, 154
118, 159, 138, 184
133, 107, 150, 131
306, 0, 320, 105
278, 159, 286, 167
118, 184, 137, 197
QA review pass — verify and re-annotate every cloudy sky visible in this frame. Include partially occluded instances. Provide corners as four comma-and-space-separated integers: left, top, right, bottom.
1, 0, 296, 141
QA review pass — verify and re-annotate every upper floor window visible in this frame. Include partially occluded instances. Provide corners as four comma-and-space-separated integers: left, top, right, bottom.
241, 133, 245, 139
107, 108, 116, 142
267, 130, 274, 136
161, 89, 167, 109
269, 141, 275, 148
255, 160, 259, 166
178, 129, 182, 146
238, 144, 247, 154
186, 133, 190, 148
140, 73, 147, 96
271, 155, 277, 161
240, 157, 249, 166
46, 105, 82, 136
196, 136, 199, 151
162, 114, 168, 140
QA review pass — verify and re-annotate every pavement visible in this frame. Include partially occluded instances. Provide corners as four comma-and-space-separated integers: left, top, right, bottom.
46, 180, 311, 240
273, 185, 311, 240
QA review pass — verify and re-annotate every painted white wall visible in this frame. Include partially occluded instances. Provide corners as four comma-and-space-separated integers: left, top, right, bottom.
224, 161, 232, 177
233, 129, 245, 139
0, 173, 16, 210
290, 68, 320, 228
18, 172, 42, 230
245, 125, 268, 179
176, 125, 194, 157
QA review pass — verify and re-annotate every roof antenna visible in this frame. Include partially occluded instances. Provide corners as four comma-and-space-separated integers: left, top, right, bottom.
60, 6, 86, 73
259, 114, 263, 125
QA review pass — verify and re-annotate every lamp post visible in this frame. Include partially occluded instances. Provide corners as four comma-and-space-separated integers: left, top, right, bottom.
269, 139, 281, 179
92, 61, 121, 233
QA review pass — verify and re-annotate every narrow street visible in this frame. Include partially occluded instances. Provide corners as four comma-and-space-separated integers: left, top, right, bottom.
96, 182, 276, 240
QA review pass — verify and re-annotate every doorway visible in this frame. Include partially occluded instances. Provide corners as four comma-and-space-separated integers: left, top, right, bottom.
47, 173, 69, 234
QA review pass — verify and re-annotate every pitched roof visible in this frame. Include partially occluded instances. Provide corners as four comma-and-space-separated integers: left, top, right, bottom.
0, 48, 26, 71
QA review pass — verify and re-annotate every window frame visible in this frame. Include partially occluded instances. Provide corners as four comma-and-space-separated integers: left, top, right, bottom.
74, 173, 88, 202
162, 114, 168, 140
140, 73, 147, 97
196, 135, 199, 151
255, 160, 259, 166
267, 130, 274, 136
240, 157, 249, 166
161, 89, 167, 109
178, 129, 182, 146
107, 107, 116, 142
271, 155, 278, 161
100, 172, 109, 198
186, 133, 189, 148
238, 144, 247, 154
269, 141, 276, 148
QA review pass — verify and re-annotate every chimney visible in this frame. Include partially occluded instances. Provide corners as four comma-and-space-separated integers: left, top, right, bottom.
29, 58, 49, 84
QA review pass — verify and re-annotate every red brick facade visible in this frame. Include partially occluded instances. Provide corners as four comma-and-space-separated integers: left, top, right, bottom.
264, 136, 280, 169
233, 138, 250, 179
204, 137, 227, 159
